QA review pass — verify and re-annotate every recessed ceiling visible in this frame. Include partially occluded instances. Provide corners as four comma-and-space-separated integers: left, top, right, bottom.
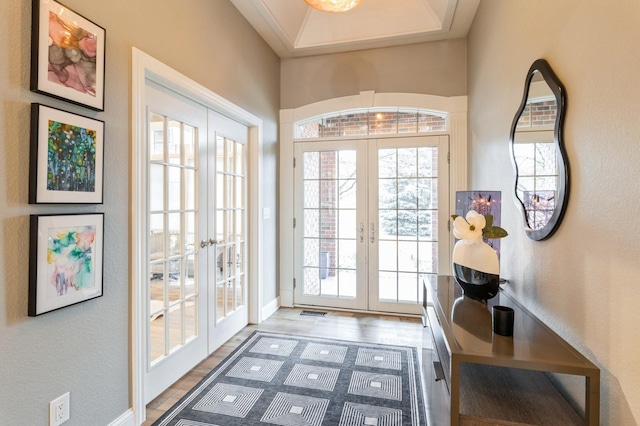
230, 0, 480, 58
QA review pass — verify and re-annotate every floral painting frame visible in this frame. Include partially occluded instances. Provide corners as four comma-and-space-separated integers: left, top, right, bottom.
31, 0, 106, 111
29, 213, 104, 316
30, 103, 104, 204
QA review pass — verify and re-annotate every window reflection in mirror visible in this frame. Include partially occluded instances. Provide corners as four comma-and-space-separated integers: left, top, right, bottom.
513, 71, 558, 231
510, 59, 568, 241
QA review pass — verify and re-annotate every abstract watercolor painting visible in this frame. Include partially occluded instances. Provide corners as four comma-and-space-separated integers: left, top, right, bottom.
29, 214, 104, 316
30, 104, 104, 204
31, 0, 106, 111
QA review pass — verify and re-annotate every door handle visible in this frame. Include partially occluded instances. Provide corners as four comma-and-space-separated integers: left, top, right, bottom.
200, 240, 211, 248
209, 238, 222, 245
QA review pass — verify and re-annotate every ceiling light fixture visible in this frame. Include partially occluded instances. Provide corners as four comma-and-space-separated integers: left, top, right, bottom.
304, 0, 363, 13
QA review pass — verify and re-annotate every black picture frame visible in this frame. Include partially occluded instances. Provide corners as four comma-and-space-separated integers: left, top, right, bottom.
30, 103, 105, 204
29, 213, 104, 316
31, 0, 106, 111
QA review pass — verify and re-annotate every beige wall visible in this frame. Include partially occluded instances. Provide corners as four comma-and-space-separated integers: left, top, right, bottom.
468, 1, 640, 424
0, 0, 280, 424
281, 39, 467, 109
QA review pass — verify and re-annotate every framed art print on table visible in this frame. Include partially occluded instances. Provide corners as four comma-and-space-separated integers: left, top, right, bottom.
29, 213, 104, 316
31, 0, 106, 111
30, 103, 104, 204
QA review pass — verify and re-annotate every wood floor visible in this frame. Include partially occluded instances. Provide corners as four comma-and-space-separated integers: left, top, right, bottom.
143, 307, 425, 425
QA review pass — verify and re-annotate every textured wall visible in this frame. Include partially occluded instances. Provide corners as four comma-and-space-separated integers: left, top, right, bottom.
0, 0, 279, 424
281, 39, 467, 109
467, 1, 640, 424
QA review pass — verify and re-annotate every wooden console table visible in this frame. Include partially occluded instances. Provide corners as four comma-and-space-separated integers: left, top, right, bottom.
423, 275, 600, 425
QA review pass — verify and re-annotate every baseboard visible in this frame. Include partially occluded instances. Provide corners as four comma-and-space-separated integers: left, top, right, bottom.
108, 408, 135, 426
261, 296, 280, 321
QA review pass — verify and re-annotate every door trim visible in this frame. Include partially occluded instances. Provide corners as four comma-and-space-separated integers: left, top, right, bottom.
279, 91, 468, 307
131, 48, 263, 424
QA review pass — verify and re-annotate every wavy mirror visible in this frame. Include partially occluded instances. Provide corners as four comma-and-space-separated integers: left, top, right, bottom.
510, 59, 569, 241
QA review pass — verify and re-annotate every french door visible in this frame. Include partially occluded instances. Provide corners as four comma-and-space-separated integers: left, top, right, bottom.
144, 82, 248, 403
294, 136, 449, 314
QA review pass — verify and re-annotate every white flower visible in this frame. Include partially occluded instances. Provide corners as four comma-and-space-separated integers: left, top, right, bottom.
452, 210, 486, 241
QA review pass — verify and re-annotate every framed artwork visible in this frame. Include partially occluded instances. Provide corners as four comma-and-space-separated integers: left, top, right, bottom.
31, 0, 106, 111
30, 103, 104, 204
29, 213, 104, 316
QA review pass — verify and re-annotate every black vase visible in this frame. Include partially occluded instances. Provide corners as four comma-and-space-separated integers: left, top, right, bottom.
452, 263, 500, 301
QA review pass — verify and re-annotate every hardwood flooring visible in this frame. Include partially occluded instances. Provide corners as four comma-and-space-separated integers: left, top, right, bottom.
143, 307, 425, 425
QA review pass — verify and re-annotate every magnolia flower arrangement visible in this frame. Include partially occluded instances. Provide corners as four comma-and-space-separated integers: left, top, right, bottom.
451, 210, 508, 300
451, 210, 508, 241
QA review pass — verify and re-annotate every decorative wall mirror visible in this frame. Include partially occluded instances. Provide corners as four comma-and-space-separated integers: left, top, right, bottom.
510, 59, 569, 241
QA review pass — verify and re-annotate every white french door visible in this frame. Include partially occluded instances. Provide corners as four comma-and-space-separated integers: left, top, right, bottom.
144, 83, 249, 403
294, 136, 449, 314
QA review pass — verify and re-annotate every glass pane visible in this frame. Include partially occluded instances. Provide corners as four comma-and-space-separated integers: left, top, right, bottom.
338, 240, 356, 269
168, 259, 180, 291
168, 303, 183, 351
398, 242, 418, 272
216, 281, 225, 321
303, 151, 319, 180
320, 181, 336, 209
320, 151, 337, 180
369, 111, 397, 135
167, 120, 181, 165
304, 238, 319, 267
236, 209, 244, 240
168, 213, 181, 257
216, 135, 225, 174
304, 267, 320, 296
418, 147, 437, 177
397, 179, 418, 209
398, 272, 418, 303
514, 143, 535, 175
149, 310, 165, 362
378, 210, 397, 239
304, 181, 319, 208
320, 210, 336, 238
149, 113, 164, 162
235, 176, 243, 208
226, 280, 234, 314
378, 149, 396, 178
537, 143, 556, 174
236, 143, 245, 176
185, 212, 196, 253
168, 166, 181, 211
297, 119, 321, 139
216, 211, 224, 243
185, 254, 196, 291
320, 271, 337, 296
149, 164, 164, 211
340, 112, 368, 136
338, 179, 356, 209
379, 179, 397, 211
338, 150, 356, 178
148, 273, 164, 306
322, 116, 341, 138
379, 271, 397, 302
379, 241, 397, 271
235, 277, 244, 310
226, 139, 234, 172
398, 148, 417, 177
184, 169, 195, 210
338, 269, 356, 298
418, 113, 447, 132
397, 210, 418, 238
338, 209, 356, 239
418, 211, 436, 240
418, 178, 437, 210
419, 242, 437, 273
184, 297, 197, 341
398, 111, 418, 134
183, 125, 195, 166
216, 173, 224, 210
304, 210, 319, 238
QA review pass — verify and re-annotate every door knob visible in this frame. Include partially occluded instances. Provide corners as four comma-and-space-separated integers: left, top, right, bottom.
200, 240, 211, 248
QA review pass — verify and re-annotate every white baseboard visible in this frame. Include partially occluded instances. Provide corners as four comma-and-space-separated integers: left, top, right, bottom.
109, 408, 135, 426
261, 296, 280, 321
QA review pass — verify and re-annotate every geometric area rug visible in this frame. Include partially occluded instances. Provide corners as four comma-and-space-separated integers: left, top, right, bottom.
152, 331, 427, 426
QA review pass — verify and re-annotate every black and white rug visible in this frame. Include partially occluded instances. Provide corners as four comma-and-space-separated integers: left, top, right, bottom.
152, 331, 426, 426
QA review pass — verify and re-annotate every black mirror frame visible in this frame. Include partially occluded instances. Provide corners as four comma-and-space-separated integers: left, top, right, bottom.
509, 59, 569, 241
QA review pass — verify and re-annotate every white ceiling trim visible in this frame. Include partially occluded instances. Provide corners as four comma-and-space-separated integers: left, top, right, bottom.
230, 0, 480, 58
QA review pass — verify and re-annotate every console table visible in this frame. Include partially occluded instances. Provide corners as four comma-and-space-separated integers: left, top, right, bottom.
423, 275, 600, 425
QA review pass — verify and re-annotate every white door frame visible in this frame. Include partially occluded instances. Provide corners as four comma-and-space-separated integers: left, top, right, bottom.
131, 48, 264, 424
279, 91, 468, 307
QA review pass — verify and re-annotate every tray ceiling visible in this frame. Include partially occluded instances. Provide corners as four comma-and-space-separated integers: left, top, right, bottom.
230, 0, 480, 58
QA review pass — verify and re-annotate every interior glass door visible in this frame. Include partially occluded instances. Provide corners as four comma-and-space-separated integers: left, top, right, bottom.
145, 81, 208, 403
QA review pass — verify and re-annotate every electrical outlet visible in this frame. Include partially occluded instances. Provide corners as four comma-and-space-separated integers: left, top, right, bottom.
50, 392, 70, 426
